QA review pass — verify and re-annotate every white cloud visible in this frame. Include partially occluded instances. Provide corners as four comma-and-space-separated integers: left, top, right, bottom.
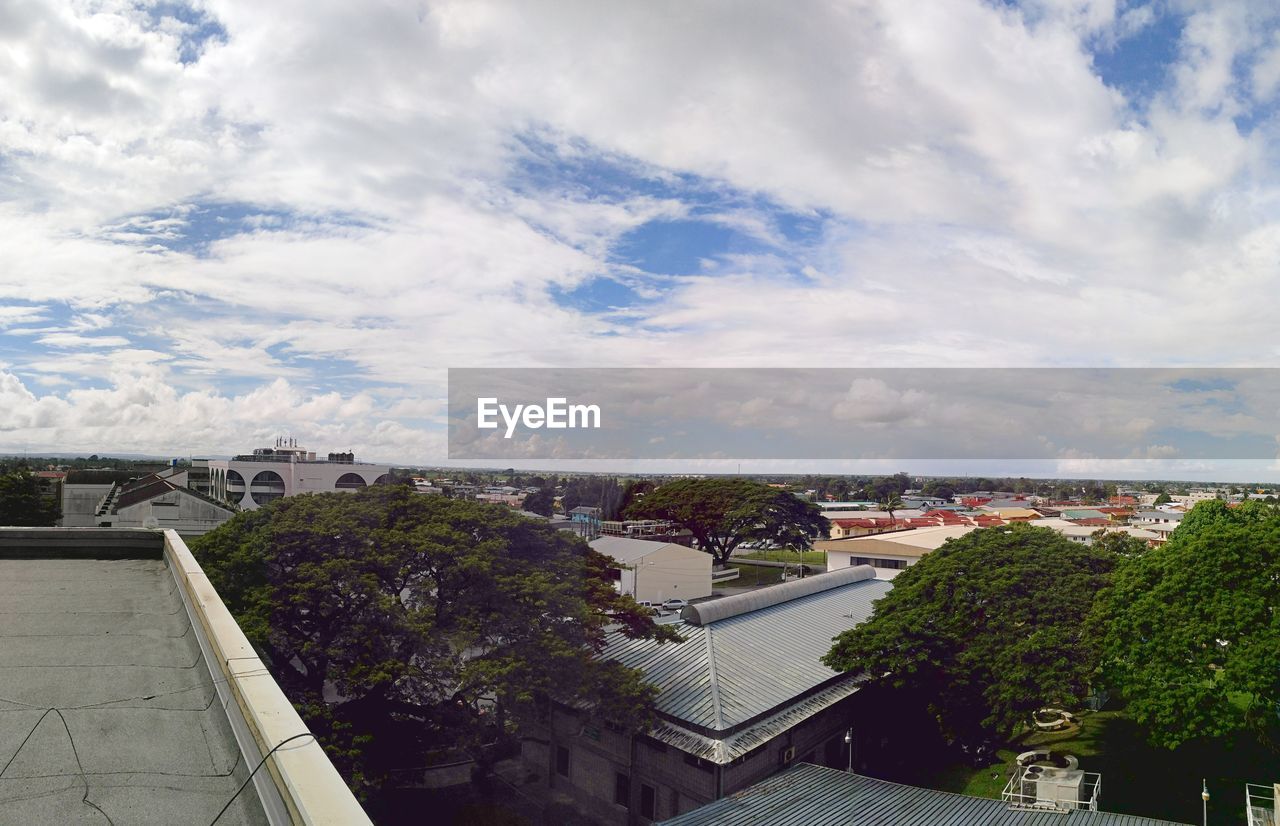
3, 1, 1280, 469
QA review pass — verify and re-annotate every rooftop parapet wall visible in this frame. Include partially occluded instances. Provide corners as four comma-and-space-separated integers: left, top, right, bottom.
163, 530, 373, 826
0, 528, 372, 825
0, 526, 164, 558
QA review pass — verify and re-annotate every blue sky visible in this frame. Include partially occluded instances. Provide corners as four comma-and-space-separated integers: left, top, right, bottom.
3, 0, 1280, 478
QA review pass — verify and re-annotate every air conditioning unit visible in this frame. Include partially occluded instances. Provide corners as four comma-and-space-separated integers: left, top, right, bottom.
779, 746, 795, 766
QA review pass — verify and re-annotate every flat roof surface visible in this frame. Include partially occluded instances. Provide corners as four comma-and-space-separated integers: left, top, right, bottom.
659, 763, 1192, 826
0, 556, 268, 824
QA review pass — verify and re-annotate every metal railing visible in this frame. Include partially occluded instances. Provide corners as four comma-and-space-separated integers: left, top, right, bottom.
1246, 783, 1276, 826
1001, 768, 1102, 812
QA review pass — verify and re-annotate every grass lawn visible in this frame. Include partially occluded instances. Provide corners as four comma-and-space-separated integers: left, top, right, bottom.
739, 549, 827, 565
726, 564, 787, 586
915, 709, 1280, 824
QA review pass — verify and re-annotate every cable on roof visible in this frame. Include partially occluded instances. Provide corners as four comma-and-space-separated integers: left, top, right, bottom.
207, 732, 316, 826
52, 708, 114, 826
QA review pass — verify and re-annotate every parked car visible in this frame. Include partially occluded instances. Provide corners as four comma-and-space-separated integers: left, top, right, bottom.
661, 598, 688, 611
637, 600, 662, 616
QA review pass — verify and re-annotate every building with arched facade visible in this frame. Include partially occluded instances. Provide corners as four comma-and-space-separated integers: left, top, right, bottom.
207, 439, 393, 511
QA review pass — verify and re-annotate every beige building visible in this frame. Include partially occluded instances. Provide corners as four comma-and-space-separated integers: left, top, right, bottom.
590, 536, 712, 603
1028, 518, 1160, 547
817, 525, 977, 577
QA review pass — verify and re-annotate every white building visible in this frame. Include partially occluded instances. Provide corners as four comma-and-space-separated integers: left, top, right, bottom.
97, 475, 236, 536
1028, 518, 1159, 546
589, 536, 712, 604
817, 524, 977, 578
207, 439, 392, 511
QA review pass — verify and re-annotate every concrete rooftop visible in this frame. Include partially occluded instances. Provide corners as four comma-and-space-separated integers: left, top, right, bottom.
0, 552, 268, 824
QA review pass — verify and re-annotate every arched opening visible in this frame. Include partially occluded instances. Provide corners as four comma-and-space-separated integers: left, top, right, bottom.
250, 470, 286, 505
226, 469, 246, 502
373, 474, 392, 486
335, 473, 367, 490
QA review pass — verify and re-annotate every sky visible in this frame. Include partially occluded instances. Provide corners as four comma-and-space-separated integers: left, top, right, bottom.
4, 0, 1280, 478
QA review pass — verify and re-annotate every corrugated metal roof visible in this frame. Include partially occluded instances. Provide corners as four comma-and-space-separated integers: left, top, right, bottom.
657, 763, 1193, 826
601, 576, 891, 738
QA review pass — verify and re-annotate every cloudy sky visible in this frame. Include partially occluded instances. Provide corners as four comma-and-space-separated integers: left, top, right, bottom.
2, 0, 1280, 475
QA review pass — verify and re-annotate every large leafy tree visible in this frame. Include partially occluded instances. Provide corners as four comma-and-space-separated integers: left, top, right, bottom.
561, 476, 625, 519
191, 486, 673, 795
625, 478, 827, 564
520, 487, 555, 517
824, 524, 1114, 749
1095, 499, 1280, 749
0, 466, 60, 526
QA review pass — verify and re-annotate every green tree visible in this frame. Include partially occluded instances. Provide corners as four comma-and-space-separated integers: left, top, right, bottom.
521, 488, 555, 517
0, 468, 60, 526
878, 494, 904, 524
619, 479, 656, 515
1095, 499, 1280, 749
824, 524, 1114, 749
625, 478, 827, 565
1153, 492, 1172, 505
561, 476, 624, 520
192, 487, 672, 795
1089, 529, 1149, 558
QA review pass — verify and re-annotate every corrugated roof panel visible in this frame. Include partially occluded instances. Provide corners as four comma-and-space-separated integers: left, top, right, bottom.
657, 764, 1193, 826
601, 577, 891, 733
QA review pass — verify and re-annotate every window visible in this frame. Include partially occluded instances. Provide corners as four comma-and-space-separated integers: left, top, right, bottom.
614, 773, 630, 807
640, 784, 656, 819
555, 745, 569, 777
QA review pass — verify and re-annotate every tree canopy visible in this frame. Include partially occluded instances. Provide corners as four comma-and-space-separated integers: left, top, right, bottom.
824, 524, 1115, 749
191, 486, 673, 795
520, 487, 555, 517
0, 467, 60, 526
624, 478, 827, 564
1095, 499, 1280, 749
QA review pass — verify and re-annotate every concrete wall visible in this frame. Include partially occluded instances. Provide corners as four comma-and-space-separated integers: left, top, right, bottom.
112, 490, 234, 536
825, 549, 914, 573
208, 460, 391, 510
59, 483, 115, 527
531, 690, 869, 824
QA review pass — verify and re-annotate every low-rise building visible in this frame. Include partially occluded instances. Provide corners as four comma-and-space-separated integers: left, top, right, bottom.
522, 567, 893, 824
94, 474, 237, 536
1131, 510, 1184, 527
60, 482, 116, 527
1029, 519, 1159, 546
590, 536, 712, 604
817, 525, 978, 577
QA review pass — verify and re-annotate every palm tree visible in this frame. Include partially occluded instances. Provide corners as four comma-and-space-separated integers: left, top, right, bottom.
879, 494, 904, 524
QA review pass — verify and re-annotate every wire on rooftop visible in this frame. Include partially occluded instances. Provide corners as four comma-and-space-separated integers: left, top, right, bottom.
207, 732, 317, 826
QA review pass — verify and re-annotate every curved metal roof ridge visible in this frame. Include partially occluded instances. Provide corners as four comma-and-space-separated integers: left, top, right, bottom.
680, 564, 877, 626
